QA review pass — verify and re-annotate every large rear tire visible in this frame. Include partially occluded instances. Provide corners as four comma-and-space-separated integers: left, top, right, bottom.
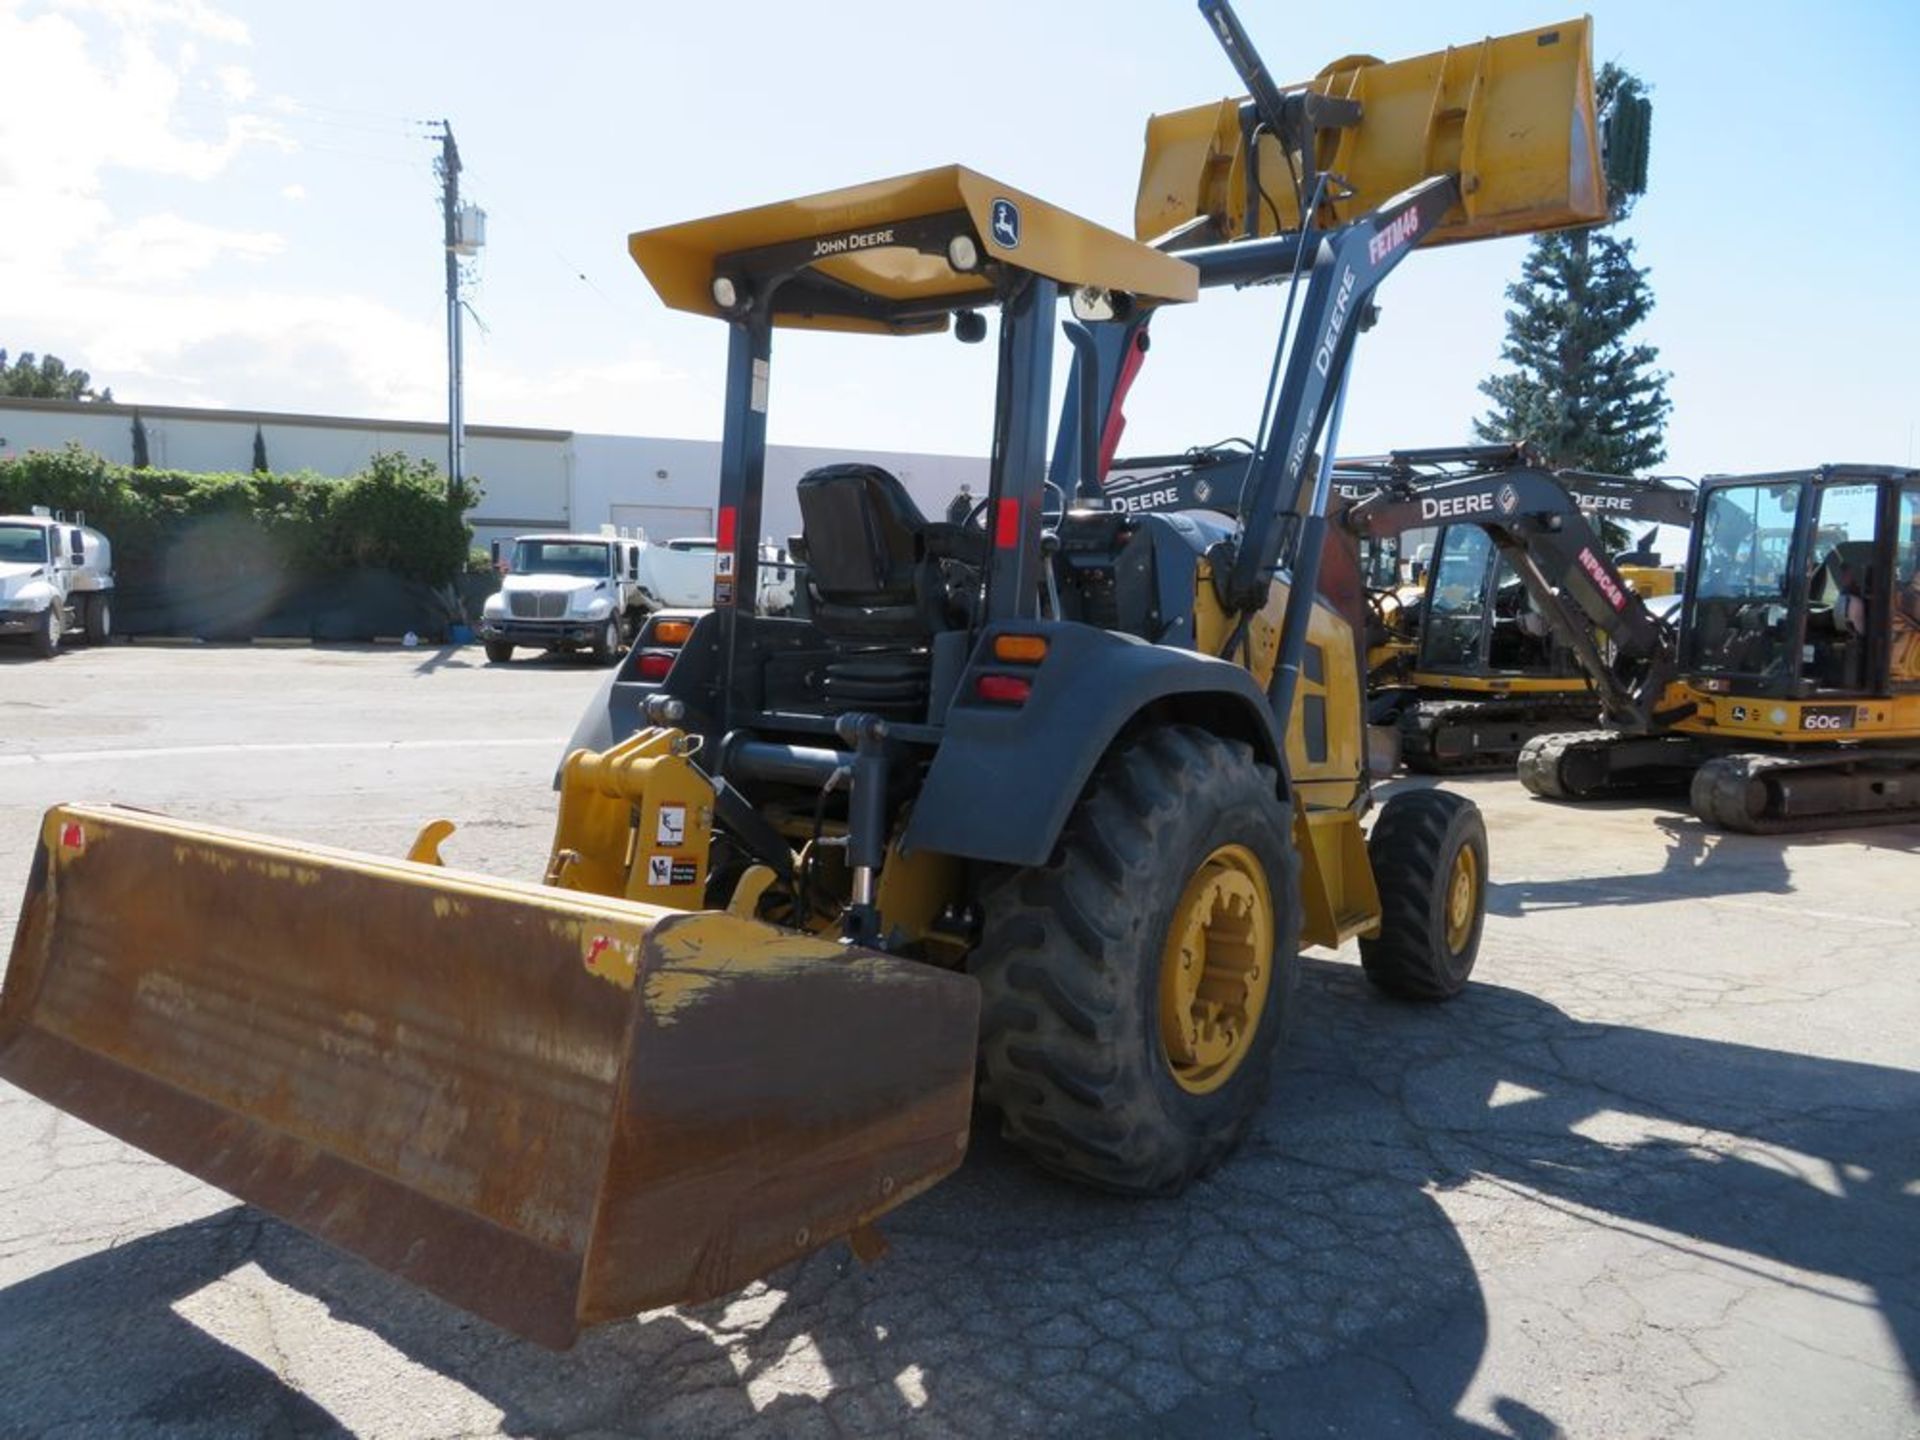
974, 726, 1301, 1195
82, 594, 111, 644
1358, 788, 1487, 1001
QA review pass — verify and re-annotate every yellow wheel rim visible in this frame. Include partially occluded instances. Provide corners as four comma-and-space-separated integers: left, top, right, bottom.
1158, 844, 1275, 1095
1444, 843, 1478, 954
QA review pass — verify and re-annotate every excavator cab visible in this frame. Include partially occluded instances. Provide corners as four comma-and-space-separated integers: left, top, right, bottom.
1520, 465, 1920, 831
1682, 468, 1920, 698
1328, 450, 1695, 771
1417, 525, 1569, 679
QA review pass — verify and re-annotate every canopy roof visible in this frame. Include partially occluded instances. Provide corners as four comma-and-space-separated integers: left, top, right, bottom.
630, 165, 1197, 335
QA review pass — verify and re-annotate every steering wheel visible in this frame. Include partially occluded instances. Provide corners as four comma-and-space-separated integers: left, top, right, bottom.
963, 479, 1069, 533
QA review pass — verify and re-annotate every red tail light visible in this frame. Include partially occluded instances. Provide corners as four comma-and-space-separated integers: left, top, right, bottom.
974, 673, 1031, 705
994, 497, 1022, 550
637, 650, 675, 681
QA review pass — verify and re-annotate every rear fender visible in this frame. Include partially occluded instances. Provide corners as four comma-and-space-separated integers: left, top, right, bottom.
902, 624, 1285, 868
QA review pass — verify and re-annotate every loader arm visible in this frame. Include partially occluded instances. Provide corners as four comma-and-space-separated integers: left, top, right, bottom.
1342, 468, 1681, 727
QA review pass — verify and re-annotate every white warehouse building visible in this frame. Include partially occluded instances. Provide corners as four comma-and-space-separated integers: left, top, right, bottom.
0, 397, 989, 555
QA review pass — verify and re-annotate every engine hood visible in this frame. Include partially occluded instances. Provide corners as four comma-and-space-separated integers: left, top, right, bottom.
502, 573, 604, 596
0, 561, 54, 600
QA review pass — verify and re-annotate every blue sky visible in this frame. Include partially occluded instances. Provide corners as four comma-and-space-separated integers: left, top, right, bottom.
3, 0, 1916, 480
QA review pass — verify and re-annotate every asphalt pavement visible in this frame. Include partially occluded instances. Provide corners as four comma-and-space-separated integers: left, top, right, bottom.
1, 643, 1915, 1438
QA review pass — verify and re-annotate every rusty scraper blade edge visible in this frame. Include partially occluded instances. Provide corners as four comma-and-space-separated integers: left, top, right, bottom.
0, 803, 980, 1347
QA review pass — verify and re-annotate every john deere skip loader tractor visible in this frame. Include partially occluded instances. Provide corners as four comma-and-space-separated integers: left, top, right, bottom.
0, 3, 1620, 1347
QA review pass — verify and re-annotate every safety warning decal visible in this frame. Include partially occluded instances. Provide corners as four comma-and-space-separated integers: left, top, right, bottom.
656, 803, 686, 848
646, 853, 700, 886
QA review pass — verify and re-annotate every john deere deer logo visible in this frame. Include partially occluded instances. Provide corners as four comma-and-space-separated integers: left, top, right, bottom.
990, 198, 1021, 249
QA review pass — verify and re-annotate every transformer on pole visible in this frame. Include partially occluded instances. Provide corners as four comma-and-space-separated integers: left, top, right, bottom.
433, 121, 485, 502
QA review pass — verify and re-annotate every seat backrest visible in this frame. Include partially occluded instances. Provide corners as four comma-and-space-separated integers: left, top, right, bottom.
796, 464, 927, 606
1831, 539, 1877, 590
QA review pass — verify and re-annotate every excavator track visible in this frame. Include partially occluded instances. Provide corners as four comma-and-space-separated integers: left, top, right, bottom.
1400, 696, 1602, 773
1690, 749, 1920, 834
1516, 729, 1699, 800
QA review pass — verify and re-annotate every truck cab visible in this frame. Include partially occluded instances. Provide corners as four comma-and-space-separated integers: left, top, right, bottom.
0, 511, 115, 658
478, 532, 644, 666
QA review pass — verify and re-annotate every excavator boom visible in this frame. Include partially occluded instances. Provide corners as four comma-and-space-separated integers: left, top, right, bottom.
1342, 466, 1680, 726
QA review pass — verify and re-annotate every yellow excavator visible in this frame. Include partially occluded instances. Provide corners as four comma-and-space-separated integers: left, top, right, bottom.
1096, 443, 1697, 770
1518, 465, 1920, 830
0, 3, 1615, 1347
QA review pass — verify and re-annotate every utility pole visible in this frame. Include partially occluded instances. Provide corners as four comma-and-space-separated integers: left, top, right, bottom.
434, 120, 465, 501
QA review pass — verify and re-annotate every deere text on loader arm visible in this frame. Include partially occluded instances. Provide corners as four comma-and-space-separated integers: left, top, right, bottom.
0, 1, 1611, 1347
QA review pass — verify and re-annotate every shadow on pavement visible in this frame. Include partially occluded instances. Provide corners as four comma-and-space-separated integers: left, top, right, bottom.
1488, 814, 1796, 914
1, 960, 1913, 1438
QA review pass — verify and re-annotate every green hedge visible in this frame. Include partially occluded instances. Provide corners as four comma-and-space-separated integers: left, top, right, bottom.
0, 444, 481, 588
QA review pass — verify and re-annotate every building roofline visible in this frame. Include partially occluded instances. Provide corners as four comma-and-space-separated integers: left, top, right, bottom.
0, 394, 572, 443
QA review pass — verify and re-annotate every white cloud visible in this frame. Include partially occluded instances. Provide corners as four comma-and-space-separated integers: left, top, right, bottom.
0, 4, 286, 281
0, 0, 708, 440
9, 280, 447, 418
466, 351, 708, 434
91, 213, 285, 283
50, 0, 249, 45
216, 61, 253, 100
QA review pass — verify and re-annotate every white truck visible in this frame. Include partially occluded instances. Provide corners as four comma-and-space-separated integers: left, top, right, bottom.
0, 510, 115, 659
479, 530, 796, 665
479, 533, 652, 665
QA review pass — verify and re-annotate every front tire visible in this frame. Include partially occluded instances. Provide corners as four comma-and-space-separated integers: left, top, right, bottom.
29, 606, 58, 659
483, 639, 514, 664
975, 726, 1301, 1195
1358, 789, 1487, 1000
591, 616, 622, 666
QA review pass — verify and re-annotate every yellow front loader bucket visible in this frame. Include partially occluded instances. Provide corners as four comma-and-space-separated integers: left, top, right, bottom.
1138, 17, 1606, 247
0, 804, 978, 1349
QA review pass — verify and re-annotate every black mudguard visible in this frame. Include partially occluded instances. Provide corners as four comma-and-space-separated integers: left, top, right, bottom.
901, 622, 1285, 868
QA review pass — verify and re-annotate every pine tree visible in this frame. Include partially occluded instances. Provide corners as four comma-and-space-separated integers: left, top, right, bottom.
252, 424, 269, 474
1475, 65, 1670, 474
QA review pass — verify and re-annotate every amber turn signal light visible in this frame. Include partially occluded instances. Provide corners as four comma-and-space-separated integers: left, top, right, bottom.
992, 634, 1048, 664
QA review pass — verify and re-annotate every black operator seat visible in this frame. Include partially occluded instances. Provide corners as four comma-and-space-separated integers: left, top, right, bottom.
793, 463, 982, 641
